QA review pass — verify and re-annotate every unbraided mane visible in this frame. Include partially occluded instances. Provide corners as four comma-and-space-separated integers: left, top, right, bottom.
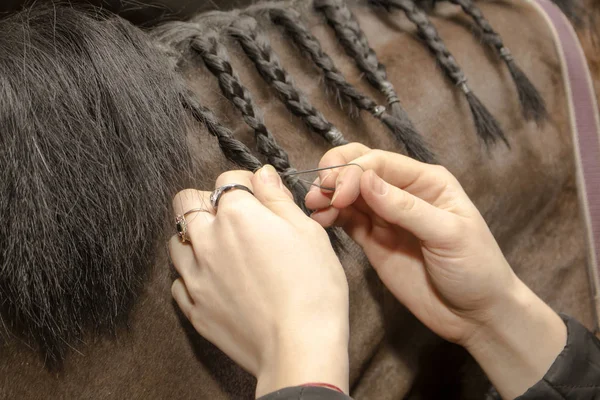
0, 5, 195, 365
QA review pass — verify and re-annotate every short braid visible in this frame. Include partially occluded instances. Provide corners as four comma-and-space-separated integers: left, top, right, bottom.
448, 0, 547, 122
228, 16, 348, 147
179, 90, 263, 172
313, 0, 403, 109
369, 0, 507, 146
270, 8, 435, 163
190, 33, 308, 204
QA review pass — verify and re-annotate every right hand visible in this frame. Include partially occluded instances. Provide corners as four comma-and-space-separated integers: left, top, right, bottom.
304, 143, 519, 346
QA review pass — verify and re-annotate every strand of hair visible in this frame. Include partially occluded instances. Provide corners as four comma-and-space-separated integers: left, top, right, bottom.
271, 7, 435, 163
179, 91, 264, 171
313, 0, 413, 123
368, 0, 507, 146
449, 0, 547, 123
190, 32, 310, 207
228, 15, 349, 147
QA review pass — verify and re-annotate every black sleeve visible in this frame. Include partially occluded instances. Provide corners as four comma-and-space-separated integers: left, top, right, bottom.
257, 386, 352, 400
516, 314, 600, 399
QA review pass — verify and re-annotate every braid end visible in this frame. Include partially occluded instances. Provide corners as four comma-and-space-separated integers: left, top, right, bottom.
465, 91, 509, 148
380, 112, 437, 163
505, 59, 548, 124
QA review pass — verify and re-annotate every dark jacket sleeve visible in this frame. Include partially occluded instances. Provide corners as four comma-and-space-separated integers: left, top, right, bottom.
258, 315, 600, 400
516, 314, 600, 399
257, 386, 352, 400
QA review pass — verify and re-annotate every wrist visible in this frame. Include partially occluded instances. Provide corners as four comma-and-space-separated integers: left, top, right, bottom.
255, 321, 349, 398
464, 279, 567, 399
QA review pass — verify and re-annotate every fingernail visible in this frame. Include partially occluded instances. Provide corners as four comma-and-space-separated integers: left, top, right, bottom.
370, 172, 388, 195
320, 171, 332, 186
260, 165, 281, 185
309, 177, 321, 192
330, 182, 341, 206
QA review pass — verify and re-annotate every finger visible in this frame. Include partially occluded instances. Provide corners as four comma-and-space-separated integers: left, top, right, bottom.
329, 163, 363, 208
171, 278, 195, 318
173, 189, 215, 217
310, 206, 339, 228
334, 207, 372, 246
252, 165, 307, 223
213, 170, 258, 211
168, 234, 198, 281
330, 150, 464, 210
317, 143, 371, 190
281, 184, 294, 201
172, 190, 215, 243
360, 170, 455, 242
305, 177, 332, 210
355, 150, 458, 196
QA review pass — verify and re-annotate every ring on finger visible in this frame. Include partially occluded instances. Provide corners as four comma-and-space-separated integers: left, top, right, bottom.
210, 183, 254, 210
175, 208, 211, 243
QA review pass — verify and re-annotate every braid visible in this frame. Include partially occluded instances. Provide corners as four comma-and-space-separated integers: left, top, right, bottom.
181, 83, 341, 248
179, 90, 263, 172
228, 16, 348, 148
190, 33, 308, 204
449, 0, 547, 123
369, 0, 507, 146
312, 0, 412, 123
270, 8, 435, 163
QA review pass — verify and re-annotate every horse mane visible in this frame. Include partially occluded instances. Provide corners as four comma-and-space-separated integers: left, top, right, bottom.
0, 0, 549, 367
0, 4, 197, 366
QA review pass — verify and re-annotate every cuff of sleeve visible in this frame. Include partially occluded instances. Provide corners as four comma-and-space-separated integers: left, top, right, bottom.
257, 386, 352, 400
516, 314, 600, 399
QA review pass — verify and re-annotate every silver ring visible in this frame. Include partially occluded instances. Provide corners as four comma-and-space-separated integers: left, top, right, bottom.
210, 183, 254, 210
175, 208, 210, 243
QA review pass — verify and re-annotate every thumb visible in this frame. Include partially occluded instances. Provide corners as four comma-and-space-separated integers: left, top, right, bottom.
252, 165, 307, 223
359, 170, 453, 243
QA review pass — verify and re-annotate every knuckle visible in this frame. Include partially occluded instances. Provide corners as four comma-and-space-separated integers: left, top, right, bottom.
368, 149, 385, 160
444, 217, 467, 239
428, 165, 461, 191
185, 279, 204, 299
172, 189, 200, 209
346, 142, 370, 154
431, 165, 457, 184
432, 164, 449, 174
218, 200, 252, 222
216, 170, 252, 186
395, 189, 416, 212
369, 148, 383, 156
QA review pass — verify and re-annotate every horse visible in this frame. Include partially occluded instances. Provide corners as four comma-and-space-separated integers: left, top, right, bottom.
0, 0, 598, 398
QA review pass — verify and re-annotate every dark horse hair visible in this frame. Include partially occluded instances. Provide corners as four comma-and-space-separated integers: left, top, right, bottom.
0, 4, 194, 365
0, 0, 550, 368
0, 4, 269, 366
269, 8, 436, 163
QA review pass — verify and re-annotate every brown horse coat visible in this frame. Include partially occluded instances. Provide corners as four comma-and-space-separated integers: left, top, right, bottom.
0, 1, 598, 399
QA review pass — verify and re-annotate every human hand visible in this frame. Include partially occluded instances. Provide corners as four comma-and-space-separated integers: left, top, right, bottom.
305, 144, 567, 398
168, 166, 349, 397
305, 143, 516, 346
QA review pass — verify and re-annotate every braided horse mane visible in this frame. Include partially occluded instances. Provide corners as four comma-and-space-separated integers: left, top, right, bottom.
0, 0, 595, 398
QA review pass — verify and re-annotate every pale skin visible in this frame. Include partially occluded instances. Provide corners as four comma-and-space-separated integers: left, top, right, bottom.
169, 143, 567, 399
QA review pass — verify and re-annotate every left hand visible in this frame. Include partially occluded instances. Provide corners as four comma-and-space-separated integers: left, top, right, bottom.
168, 166, 350, 397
